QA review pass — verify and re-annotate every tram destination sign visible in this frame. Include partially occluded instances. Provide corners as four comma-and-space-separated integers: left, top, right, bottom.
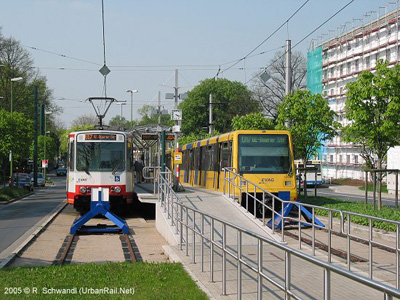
141, 133, 175, 141
85, 134, 117, 141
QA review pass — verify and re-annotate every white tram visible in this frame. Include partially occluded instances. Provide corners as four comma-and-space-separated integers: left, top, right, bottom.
66, 130, 134, 214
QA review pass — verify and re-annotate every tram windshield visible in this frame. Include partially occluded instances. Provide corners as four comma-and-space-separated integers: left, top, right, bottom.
76, 141, 125, 173
238, 134, 291, 174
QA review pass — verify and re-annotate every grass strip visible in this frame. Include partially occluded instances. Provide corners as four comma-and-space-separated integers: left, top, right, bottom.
300, 196, 400, 232
0, 262, 208, 300
0, 187, 29, 202
358, 184, 388, 193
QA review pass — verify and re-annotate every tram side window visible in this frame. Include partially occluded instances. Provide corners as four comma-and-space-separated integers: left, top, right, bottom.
212, 143, 218, 171
195, 148, 201, 171
203, 146, 211, 171
69, 141, 74, 171
182, 150, 187, 171
220, 142, 232, 169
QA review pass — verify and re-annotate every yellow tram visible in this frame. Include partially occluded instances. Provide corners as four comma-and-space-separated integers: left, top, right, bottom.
167, 130, 297, 205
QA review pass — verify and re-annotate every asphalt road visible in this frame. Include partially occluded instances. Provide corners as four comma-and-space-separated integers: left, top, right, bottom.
303, 185, 399, 207
0, 174, 66, 258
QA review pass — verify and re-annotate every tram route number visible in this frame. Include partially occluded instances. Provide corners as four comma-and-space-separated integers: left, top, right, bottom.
85, 134, 116, 141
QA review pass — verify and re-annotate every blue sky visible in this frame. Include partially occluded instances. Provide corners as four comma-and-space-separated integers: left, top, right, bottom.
0, 0, 396, 127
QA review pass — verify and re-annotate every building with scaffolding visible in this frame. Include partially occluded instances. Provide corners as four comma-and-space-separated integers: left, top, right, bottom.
307, 6, 400, 180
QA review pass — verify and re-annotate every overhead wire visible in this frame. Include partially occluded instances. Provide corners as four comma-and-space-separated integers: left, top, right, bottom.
217, 0, 310, 77
23, 45, 101, 66
245, 0, 355, 85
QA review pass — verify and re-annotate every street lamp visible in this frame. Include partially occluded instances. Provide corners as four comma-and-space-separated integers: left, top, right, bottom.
43, 111, 51, 179
116, 101, 127, 118
9, 77, 23, 180
125, 89, 138, 123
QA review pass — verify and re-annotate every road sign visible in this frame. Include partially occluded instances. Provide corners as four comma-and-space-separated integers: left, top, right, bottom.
42, 160, 48, 168
174, 152, 182, 164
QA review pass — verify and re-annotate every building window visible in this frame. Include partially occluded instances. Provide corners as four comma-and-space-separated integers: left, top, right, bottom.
340, 65, 343, 75
366, 35, 370, 44
339, 155, 343, 163
347, 155, 350, 164
347, 62, 351, 74
354, 155, 358, 164
330, 155, 333, 163
323, 50, 328, 60
366, 56, 370, 69
386, 48, 391, 62
355, 59, 359, 72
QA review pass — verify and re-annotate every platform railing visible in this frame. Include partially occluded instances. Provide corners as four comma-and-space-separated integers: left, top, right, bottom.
156, 171, 400, 299
143, 166, 172, 195
223, 167, 400, 288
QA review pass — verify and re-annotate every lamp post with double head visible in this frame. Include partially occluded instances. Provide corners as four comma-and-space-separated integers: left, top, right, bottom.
43, 111, 51, 179
9, 77, 23, 181
125, 89, 138, 123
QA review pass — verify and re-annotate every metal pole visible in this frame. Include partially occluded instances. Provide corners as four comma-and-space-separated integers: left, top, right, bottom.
209, 93, 213, 135
285, 40, 292, 96
9, 81, 13, 180
396, 171, 399, 209
130, 91, 133, 123
373, 171, 376, 210
314, 168, 317, 196
33, 86, 38, 187
365, 171, 368, 208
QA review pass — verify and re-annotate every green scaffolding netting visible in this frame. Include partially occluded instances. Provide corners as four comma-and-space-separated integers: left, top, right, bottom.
307, 46, 322, 94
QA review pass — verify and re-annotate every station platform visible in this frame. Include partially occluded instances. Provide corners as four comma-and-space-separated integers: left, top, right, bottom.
137, 182, 400, 299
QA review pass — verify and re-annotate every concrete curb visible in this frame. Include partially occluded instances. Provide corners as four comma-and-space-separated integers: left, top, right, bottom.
0, 191, 35, 205
0, 201, 68, 269
162, 245, 216, 300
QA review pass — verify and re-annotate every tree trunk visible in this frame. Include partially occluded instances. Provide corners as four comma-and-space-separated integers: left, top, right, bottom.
378, 160, 382, 211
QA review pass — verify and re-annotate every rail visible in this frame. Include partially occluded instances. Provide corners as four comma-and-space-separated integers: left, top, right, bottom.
143, 166, 172, 194
223, 167, 400, 288
157, 171, 400, 299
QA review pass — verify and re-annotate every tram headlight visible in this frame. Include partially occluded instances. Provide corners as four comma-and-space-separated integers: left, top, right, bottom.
80, 186, 87, 194
114, 186, 121, 193
285, 181, 292, 186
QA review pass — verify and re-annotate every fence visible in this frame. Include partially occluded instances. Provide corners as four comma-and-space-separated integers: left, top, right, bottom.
223, 167, 400, 288
157, 171, 400, 299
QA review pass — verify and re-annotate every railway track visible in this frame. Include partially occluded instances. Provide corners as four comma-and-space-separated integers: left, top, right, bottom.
54, 233, 140, 265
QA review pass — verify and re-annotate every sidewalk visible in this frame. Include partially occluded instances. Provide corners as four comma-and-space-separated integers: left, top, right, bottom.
326, 184, 397, 199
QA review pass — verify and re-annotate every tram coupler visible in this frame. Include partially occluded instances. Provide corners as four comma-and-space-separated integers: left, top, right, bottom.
267, 191, 325, 230
70, 187, 129, 234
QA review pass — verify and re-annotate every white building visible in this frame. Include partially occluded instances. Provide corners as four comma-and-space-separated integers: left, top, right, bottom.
308, 8, 400, 181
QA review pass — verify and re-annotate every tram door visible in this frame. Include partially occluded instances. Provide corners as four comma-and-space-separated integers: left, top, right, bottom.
188, 149, 194, 185
217, 142, 232, 190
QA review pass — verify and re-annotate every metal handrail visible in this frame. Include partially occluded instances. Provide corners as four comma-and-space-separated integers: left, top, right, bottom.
143, 166, 172, 194
157, 172, 400, 299
222, 167, 400, 288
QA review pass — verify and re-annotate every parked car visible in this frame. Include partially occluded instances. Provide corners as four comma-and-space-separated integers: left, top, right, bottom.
11, 173, 33, 191
29, 172, 45, 187
56, 167, 67, 176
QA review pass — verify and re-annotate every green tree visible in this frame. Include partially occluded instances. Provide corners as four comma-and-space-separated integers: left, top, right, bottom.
343, 61, 400, 210
58, 125, 95, 161
178, 131, 221, 146
30, 135, 57, 167
276, 90, 339, 190
137, 105, 173, 127
180, 78, 259, 135
231, 112, 274, 130
0, 109, 34, 174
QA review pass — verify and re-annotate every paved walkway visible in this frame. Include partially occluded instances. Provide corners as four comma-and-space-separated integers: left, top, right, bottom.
137, 183, 400, 299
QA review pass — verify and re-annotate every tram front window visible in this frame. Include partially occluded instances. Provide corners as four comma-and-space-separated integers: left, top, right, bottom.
238, 134, 290, 174
76, 142, 125, 172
